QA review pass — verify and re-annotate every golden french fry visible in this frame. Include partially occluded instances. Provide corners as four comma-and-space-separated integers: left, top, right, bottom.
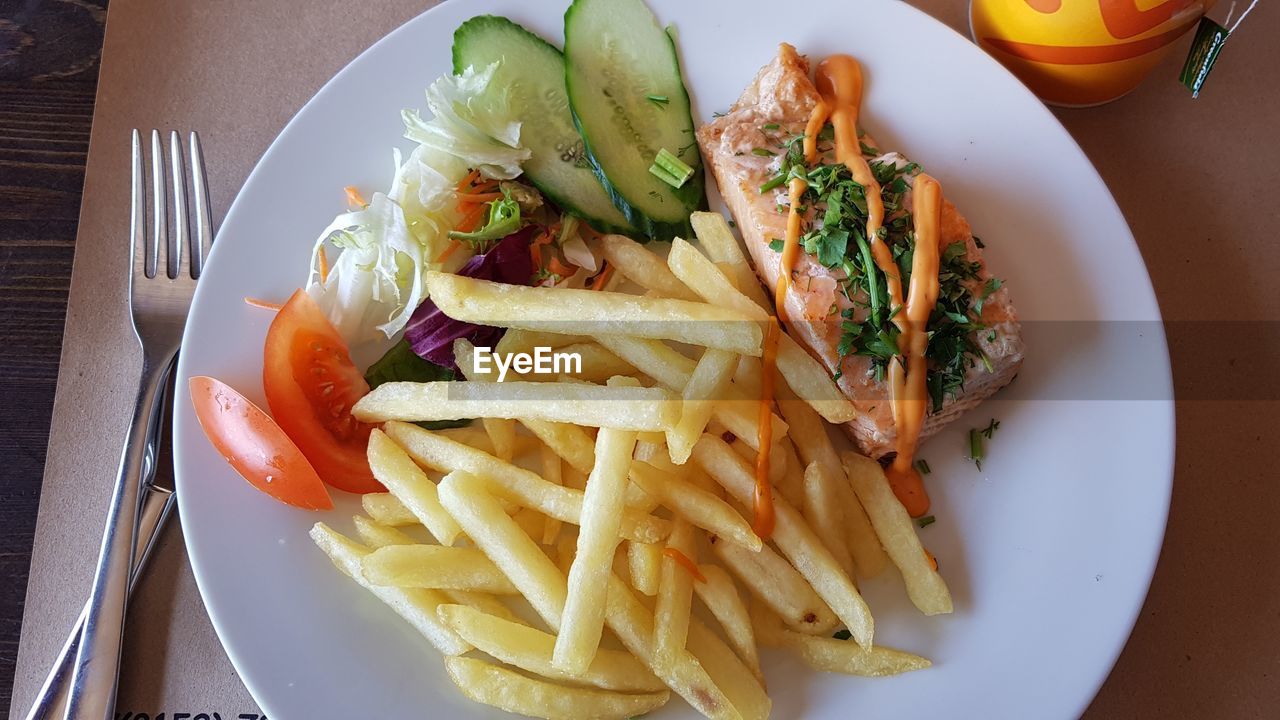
359, 493, 418, 528
689, 212, 773, 311
802, 461, 856, 577
425, 271, 764, 355
444, 656, 669, 720
604, 573, 739, 720
668, 348, 738, 464
360, 545, 518, 594
654, 518, 697, 671
843, 452, 953, 615
540, 444, 564, 545
774, 440, 807, 509
634, 439, 679, 473
627, 540, 662, 597
309, 523, 470, 656
512, 342, 638, 383
668, 237, 765, 322
353, 381, 677, 432
596, 233, 702, 301
629, 462, 761, 552
686, 619, 771, 720
512, 505, 546, 540
595, 335, 787, 450
693, 565, 760, 677
774, 381, 887, 578
724, 433, 789, 498
694, 436, 874, 648
436, 604, 665, 692
710, 531, 838, 635
436, 470, 568, 629
555, 528, 578, 578
521, 419, 596, 476
454, 339, 517, 461
367, 429, 463, 545
382, 422, 669, 544
733, 355, 762, 398
352, 515, 417, 548
495, 328, 588, 357
555, 420, 638, 674
752, 602, 931, 676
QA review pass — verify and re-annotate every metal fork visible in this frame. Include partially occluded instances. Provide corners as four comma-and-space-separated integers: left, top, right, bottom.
63, 129, 212, 720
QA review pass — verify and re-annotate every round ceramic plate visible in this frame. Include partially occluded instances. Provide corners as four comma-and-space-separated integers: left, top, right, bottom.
173, 0, 1174, 717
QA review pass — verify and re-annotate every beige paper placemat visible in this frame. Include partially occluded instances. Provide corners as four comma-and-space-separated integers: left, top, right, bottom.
12, 0, 1279, 718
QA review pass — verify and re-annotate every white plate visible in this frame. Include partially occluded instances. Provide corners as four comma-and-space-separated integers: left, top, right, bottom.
173, 0, 1174, 717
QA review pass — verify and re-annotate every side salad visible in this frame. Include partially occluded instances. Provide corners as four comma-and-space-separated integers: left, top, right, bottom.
192, 0, 704, 505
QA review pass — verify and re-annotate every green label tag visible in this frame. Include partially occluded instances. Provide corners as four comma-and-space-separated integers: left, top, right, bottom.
1180, 16, 1229, 98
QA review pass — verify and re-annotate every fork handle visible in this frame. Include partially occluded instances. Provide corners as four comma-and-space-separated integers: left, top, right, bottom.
65, 351, 175, 720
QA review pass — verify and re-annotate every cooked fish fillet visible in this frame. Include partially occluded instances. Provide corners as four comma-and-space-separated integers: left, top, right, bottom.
696, 44, 1024, 458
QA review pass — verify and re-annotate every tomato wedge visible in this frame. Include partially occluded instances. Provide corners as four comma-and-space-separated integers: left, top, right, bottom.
188, 376, 333, 510
264, 289, 381, 493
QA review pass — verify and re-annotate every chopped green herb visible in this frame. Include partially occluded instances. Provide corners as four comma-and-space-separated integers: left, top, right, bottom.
712, 110, 727, 118
859, 140, 880, 156
768, 238, 785, 252
832, 629, 853, 640
448, 189, 521, 249
649, 148, 694, 188
762, 122, 780, 131
975, 277, 1003, 314
646, 94, 669, 107
916, 515, 936, 529
973, 235, 985, 249
752, 147, 776, 157
915, 458, 931, 475
759, 173, 787, 193
727, 219, 736, 228
980, 418, 1001, 439
968, 428, 984, 470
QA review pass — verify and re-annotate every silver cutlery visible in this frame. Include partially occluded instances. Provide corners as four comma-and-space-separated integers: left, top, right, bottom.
63, 129, 211, 720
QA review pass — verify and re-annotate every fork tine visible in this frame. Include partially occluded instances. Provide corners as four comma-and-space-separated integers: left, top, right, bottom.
150, 130, 169, 279
131, 130, 152, 278
169, 131, 189, 280
189, 131, 212, 278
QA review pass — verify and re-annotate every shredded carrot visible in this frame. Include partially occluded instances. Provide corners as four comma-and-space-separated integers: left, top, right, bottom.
662, 548, 706, 583
244, 296, 283, 311
435, 240, 463, 264
317, 246, 330, 283
455, 168, 481, 192
528, 230, 554, 267
435, 204, 488, 264
547, 256, 576, 278
589, 263, 615, 291
344, 185, 367, 208
457, 191, 503, 205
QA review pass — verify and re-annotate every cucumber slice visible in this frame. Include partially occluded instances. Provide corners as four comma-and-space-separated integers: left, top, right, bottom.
452, 15, 635, 235
564, 0, 705, 241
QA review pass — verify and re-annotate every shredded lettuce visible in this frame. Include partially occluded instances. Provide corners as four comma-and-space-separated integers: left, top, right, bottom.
448, 189, 521, 247
307, 61, 530, 345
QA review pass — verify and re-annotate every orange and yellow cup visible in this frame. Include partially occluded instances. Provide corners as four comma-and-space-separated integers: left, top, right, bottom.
971, 0, 1214, 106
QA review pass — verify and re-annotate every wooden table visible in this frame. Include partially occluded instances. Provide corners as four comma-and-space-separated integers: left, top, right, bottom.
3, 1, 1278, 718
0, 0, 107, 712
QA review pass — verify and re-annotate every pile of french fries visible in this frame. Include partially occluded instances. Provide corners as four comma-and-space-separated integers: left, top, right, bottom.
310, 212, 952, 719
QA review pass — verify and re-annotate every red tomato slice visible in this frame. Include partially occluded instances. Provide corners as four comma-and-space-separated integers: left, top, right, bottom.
188, 376, 333, 511
264, 289, 381, 493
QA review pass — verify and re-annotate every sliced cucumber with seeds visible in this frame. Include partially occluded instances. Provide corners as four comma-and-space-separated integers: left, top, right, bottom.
452, 15, 635, 235
564, 0, 705, 241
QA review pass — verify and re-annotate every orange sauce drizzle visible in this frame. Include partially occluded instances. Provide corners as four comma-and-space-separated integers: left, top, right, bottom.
662, 547, 707, 583
756, 54, 944, 523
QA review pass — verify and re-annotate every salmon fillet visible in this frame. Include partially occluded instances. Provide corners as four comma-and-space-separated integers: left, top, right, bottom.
696, 44, 1024, 458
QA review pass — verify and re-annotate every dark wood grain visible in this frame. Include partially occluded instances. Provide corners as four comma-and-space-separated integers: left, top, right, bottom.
0, 0, 107, 713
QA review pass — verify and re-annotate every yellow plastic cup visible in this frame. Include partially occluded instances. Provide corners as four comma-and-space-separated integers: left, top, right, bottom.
970, 0, 1214, 106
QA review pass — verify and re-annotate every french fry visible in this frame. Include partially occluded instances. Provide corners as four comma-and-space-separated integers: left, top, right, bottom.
604, 573, 739, 720
352, 515, 417, 548
436, 604, 665, 692
802, 461, 855, 576
668, 348, 738, 464
710, 531, 838, 635
686, 619, 771, 720
360, 493, 418, 527
694, 436, 874, 648
628, 540, 662, 596
775, 381, 887, 578
540, 444, 564, 544
843, 452, 953, 615
425, 271, 764, 355
444, 656, 670, 720
367, 429, 462, 545
309, 523, 470, 656
455, 340, 517, 461
596, 233, 702, 301
634, 438, 679, 473
668, 237, 766, 322
495, 328, 588, 357
752, 602, 930, 676
689, 211, 773, 311
360, 545, 519, 594
595, 335, 787, 450
629, 462, 761, 551
512, 342, 638, 383
383, 422, 669, 544
555, 528, 579, 578
693, 564, 761, 681
435, 425, 496, 454
654, 518, 697, 671
733, 355, 762, 398
774, 440, 807, 508
555, 417, 639, 673
521, 418, 596, 475
436, 470, 568, 629
353, 381, 678, 432
512, 505, 546, 540
724, 433, 789, 496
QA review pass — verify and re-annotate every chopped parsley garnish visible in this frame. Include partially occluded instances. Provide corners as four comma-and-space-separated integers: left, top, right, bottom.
980, 418, 1001, 439
768, 238, 784, 252
649, 148, 694, 188
752, 147, 776, 157
832, 629, 853, 640
646, 94, 669, 107
915, 458, 931, 475
762, 122, 780, 131
917, 515, 936, 529
968, 420, 998, 470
